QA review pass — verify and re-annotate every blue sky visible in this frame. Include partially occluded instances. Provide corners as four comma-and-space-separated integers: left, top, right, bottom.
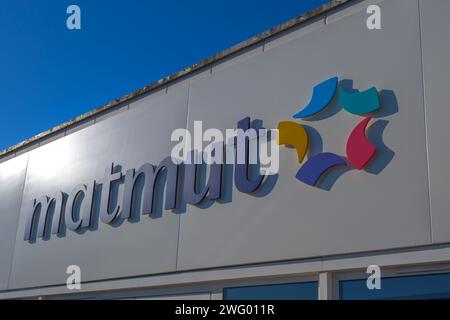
0, 0, 330, 151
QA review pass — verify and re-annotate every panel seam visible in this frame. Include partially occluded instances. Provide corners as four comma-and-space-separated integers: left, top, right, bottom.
417, 0, 434, 243
6, 153, 30, 290
175, 83, 191, 271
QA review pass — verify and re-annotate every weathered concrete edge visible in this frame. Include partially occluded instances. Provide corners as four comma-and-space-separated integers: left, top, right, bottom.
0, 0, 352, 160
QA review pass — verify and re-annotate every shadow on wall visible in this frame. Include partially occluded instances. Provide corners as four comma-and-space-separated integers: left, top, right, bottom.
289, 79, 398, 191
26, 132, 279, 243
26, 85, 398, 243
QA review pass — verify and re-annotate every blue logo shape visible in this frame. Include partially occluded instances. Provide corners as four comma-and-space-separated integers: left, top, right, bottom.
338, 86, 380, 115
293, 76, 338, 119
295, 152, 346, 186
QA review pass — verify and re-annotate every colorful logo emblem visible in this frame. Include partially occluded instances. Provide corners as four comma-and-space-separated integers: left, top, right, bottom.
277, 76, 381, 187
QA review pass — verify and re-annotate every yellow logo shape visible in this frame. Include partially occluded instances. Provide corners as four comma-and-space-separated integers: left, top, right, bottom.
277, 121, 309, 163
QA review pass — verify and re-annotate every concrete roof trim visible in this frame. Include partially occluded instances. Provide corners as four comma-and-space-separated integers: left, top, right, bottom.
0, 0, 352, 159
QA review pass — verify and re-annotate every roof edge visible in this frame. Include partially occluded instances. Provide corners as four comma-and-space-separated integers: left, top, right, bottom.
0, 0, 352, 159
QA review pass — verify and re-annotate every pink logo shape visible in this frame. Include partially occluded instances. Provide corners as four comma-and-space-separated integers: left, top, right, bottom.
346, 117, 376, 170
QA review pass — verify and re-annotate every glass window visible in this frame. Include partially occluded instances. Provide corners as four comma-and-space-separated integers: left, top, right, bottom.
223, 281, 318, 300
340, 273, 450, 300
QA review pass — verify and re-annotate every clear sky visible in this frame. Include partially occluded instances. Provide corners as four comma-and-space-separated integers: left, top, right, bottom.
0, 0, 330, 151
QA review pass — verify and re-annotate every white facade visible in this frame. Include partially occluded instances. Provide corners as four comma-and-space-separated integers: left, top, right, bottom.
1, 0, 450, 299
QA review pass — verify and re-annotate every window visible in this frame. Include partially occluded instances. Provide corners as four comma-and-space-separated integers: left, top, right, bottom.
223, 281, 318, 300
340, 273, 450, 300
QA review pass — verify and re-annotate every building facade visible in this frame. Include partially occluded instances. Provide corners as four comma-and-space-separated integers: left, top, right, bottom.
1, 0, 450, 299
